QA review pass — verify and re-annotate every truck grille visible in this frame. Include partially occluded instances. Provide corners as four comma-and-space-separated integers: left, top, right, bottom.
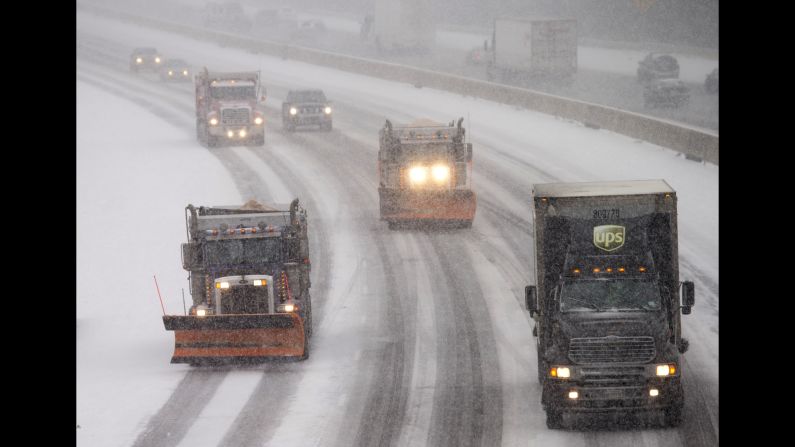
568, 336, 655, 364
299, 106, 322, 114
222, 108, 250, 125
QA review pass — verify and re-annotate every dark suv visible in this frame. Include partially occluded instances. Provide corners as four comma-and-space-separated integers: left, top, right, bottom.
130, 47, 162, 73
643, 78, 690, 108
704, 68, 719, 94
637, 53, 680, 83
159, 59, 191, 82
282, 90, 333, 132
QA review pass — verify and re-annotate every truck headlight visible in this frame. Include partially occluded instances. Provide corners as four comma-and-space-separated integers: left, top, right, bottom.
550, 366, 570, 378
253, 279, 266, 286
239, 129, 246, 138
277, 303, 296, 312
136, 57, 143, 63
183, 70, 188, 76
194, 305, 212, 316
254, 116, 263, 125
290, 107, 297, 115
324, 106, 332, 114
168, 70, 173, 76
408, 166, 428, 185
655, 363, 676, 376
227, 130, 235, 138
155, 57, 161, 63
431, 164, 450, 183
209, 117, 219, 126
215, 281, 230, 289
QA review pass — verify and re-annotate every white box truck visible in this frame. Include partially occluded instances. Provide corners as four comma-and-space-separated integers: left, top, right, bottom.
489, 17, 577, 79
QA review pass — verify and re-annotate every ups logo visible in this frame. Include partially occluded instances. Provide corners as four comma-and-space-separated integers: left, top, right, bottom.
593, 225, 625, 251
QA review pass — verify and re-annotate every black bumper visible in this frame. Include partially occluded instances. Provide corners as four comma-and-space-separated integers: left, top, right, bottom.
542, 376, 683, 414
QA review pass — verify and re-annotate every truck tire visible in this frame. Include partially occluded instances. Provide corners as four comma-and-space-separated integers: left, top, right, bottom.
251, 134, 265, 146
322, 122, 332, 132
546, 408, 563, 429
284, 122, 295, 132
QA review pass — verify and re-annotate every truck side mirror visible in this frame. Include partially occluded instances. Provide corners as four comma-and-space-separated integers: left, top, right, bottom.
681, 280, 695, 314
466, 143, 473, 161
525, 285, 537, 316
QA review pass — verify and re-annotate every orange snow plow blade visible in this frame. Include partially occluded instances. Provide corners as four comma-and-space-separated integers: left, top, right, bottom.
162, 313, 305, 364
380, 189, 477, 223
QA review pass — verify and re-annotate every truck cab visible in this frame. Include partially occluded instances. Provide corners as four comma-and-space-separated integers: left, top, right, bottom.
525, 180, 694, 428
163, 199, 312, 364
195, 68, 266, 147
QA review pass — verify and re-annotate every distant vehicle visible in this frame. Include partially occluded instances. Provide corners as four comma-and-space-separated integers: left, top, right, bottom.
643, 78, 690, 108
282, 89, 333, 132
253, 7, 298, 36
704, 68, 718, 94
637, 53, 679, 83
195, 68, 267, 147
203, 2, 252, 33
159, 59, 192, 82
130, 47, 162, 73
465, 40, 492, 66
294, 19, 327, 41
487, 17, 578, 80
364, 0, 434, 53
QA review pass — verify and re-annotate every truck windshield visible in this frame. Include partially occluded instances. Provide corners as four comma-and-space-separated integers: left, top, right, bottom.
560, 278, 661, 312
204, 238, 282, 266
210, 86, 256, 100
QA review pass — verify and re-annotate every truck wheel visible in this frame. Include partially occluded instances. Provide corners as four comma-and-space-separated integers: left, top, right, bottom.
252, 134, 265, 146
322, 122, 333, 132
546, 408, 563, 429
388, 221, 398, 230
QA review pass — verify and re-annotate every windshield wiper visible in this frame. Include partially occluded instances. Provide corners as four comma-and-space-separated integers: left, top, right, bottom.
563, 297, 603, 311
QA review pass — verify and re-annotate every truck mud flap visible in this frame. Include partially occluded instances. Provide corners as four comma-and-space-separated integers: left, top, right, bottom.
380, 189, 477, 222
162, 314, 306, 363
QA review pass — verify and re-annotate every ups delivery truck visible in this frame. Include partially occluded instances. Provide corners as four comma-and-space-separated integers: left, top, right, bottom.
525, 180, 695, 428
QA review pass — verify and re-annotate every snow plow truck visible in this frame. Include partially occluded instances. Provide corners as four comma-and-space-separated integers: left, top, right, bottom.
162, 199, 312, 364
195, 68, 266, 147
378, 117, 476, 229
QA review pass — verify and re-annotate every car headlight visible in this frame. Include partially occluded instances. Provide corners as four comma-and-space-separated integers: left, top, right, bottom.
324, 106, 332, 114
408, 166, 428, 185
431, 164, 450, 183
209, 117, 219, 126
168, 70, 173, 76
254, 116, 263, 125
655, 363, 677, 376
136, 57, 142, 63
290, 107, 297, 115
550, 366, 571, 378
183, 70, 189, 76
